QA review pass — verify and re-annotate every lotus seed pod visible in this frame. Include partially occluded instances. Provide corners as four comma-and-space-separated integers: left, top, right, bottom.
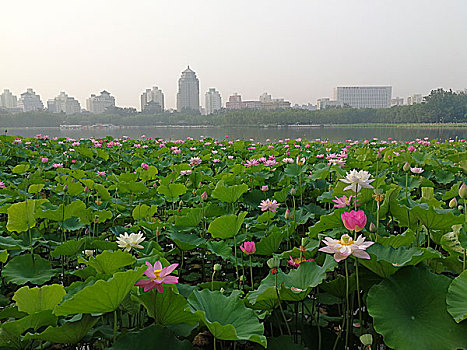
403, 162, 410, 172
449, 197, 457, 208
459, 183, 467, 199
267, 256, 280, 269
360, 334, 373, 346
213, 264, 222, 271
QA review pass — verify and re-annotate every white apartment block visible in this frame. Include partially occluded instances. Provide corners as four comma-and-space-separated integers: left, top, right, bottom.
334, 86, 392, 109
205, 88, 222, 115
391, 97, 404, 106
18, 88, 44, 112
141, 86, 164, 112
407, 94, 423, 105
47, 92, 81, 115
0, 89, 18, 109
86, 90, 115, 114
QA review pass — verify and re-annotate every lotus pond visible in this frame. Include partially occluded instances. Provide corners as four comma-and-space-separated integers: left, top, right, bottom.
0, 134, 466, 350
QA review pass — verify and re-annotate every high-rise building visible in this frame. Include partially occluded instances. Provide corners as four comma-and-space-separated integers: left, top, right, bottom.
391, 97, 404, 106
86, 90, 115, 114
47, 92, 81, 115
226, 92, 290, 110
176, 66, 199, 113
205, 88, 222, 115
17, 88, 44, 112
334, 86, 392, 109
141, 86, 164, 112
407, 94, 423, 105
259, 92, 291, 110
317, 98, 344, 110
0, 89, 18, 109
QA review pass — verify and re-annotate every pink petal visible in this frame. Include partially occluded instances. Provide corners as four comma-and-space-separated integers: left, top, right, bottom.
135, 279, 156, 292
333, 252, 348, 262
155, 284, 164, 293
160, 263, 178, 277
318, 246, 336, 254
352, 249, 371, 260
160, 276, 179, 284
154, 261, 162, 270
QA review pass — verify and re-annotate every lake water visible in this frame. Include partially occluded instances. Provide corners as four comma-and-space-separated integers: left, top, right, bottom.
5, 126, 467, 142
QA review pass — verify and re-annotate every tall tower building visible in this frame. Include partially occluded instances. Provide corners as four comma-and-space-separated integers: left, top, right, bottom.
205, 88, 222, 115
334, 86, 392, 109
141, 86, 164, 112
0, 89, 18, 109
18, 88, 44, 112
176, 66, 199, 113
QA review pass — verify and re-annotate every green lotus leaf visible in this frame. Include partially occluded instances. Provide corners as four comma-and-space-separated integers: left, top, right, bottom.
411, 206, 464, 231
167, 230, 206, 251
7, 199, 46, 233
2, 254, 57, 285
157, 183, 187, 202
367, 266, 467, 350
287, 256, 337, 290
441, 226, 466, 256
255, 226, 286, 255
174, 208, 203, 227
377, 229, 416, 248
54, 266, 145, 315
132, 204, 158, 221
207, 212, 247, 239
13, 284, 66, 314
284, 163, 307, 177
1, 310, 58, 337
109, 324, 192, 350
206, 240, 232, 260
132, 286, 198, 326
307, 209, 344, 238
95, 183, 111, 200
28, 184, 44, 194
0, 249, 7, 263
52, 240, 86, 259
23, 314, 98, 344
446, 270, 467, 323
211, 180, 248, 203
12, 164, 30, 174
87, 250, 136, 274
188, 289, 267, 347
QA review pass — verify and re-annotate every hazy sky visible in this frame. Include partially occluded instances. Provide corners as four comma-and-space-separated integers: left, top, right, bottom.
1, 0, 466, 109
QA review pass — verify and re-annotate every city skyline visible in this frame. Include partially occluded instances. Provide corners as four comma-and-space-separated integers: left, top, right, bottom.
1, 1, 465, 110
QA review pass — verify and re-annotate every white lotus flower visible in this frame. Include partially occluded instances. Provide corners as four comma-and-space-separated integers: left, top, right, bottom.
340, 169, 375, 193
117, 232, 145, 252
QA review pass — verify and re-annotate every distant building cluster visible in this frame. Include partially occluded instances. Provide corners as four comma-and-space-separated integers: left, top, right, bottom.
1, 68, 426, 115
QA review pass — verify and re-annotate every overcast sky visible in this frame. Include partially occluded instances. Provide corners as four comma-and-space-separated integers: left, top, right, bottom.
1, 0, 466, 109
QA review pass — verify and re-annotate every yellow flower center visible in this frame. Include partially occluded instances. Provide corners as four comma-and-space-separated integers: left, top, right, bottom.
151, 269, 162, 281
338, 235, 354, 246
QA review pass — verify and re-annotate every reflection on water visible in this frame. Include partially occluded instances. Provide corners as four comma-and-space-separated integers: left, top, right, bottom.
5, 126, 467, 142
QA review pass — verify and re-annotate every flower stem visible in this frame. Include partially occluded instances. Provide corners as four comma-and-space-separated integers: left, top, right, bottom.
233, 236, 239, 284
275, 273, 292, 336
113, 310, 117, 343
344, 259, 350, 350
249, 255, 254, 289
355, 259, 363, 328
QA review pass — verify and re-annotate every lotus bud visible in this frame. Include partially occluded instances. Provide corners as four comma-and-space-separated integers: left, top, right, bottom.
301, 237, 306, 247
459, 205, 464, 212
84, 250, 94, 258
219, 287, 225, 293
290, 188, 296, 196
198, 181, 202, 188
63, 184, 68, 192
360, 334, 373, 346
267, 256, 280, 269
403, 162, 410, 172
449, 197, 457, 208
376, 152, 382, 160
179, 200, 183, 207
239, 275, 245, 282
459, 183, 467, 199
201, 191, 208, 200
369, 222, 377, 233
84, 186, 90, 192
213, 264, 222, 271
285, 208, 293, 220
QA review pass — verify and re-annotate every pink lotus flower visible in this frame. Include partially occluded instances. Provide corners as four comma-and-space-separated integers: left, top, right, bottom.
318, 234, 374, 262
240, 241, 256, 255
244, 159, 259, 167
96, 171, 106, 177
341, 210, 367, 232
259, 199, 279, 212
41, 157, 48, 163
261, 185, 269, 191
408, 146, 416, 152
134, 261, 179, 293
141, 162, 149, 170
0, 181, 6, 189
190, 157, 202, 166
52, 163, 63, 168
410, 167, 424, 174
332, 195, 358, 208
287, 255, 314, 268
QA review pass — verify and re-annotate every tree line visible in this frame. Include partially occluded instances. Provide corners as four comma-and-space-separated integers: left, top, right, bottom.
0, 88, 465, 128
